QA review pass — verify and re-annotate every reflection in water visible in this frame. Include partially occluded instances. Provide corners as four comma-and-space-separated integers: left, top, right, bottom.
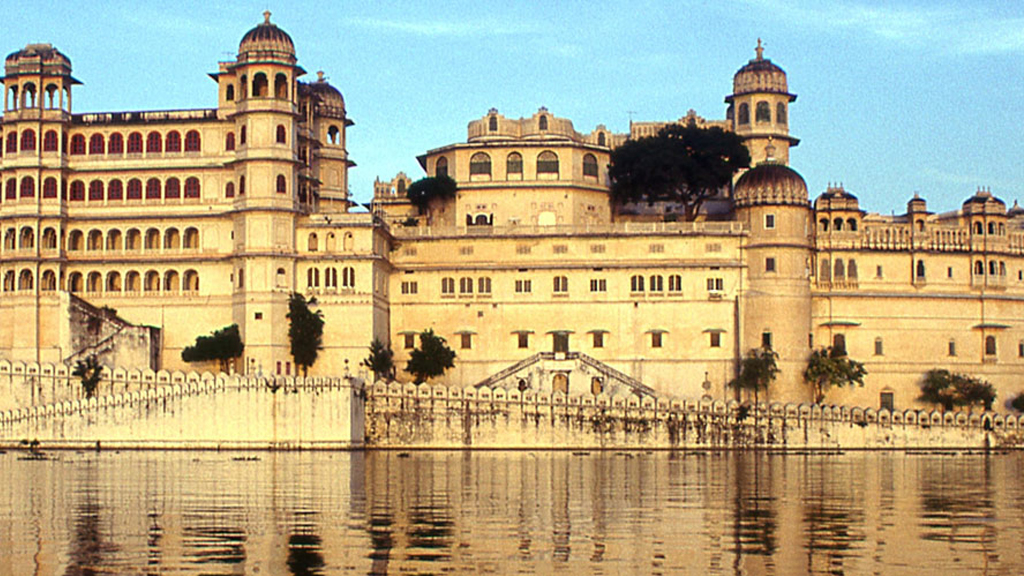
2, 450, 1024, 574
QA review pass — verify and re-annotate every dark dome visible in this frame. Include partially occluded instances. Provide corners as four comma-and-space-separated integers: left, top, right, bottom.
239, 11, 295, 59
1008, 200, 1024, 217
735, 56, 785, 76
6, 43, 71, 67
734, 162, 808, 207
731, 40, 790, 96
963, 189, 1004, 207
306, 73, 345, 110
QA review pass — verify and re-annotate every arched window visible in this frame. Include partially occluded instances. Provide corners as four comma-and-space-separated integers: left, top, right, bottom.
146, 131, 162, 153
164, 270, 180, 292
88, 179, 103, 201
4, 179, 14, 200
108, 132, 123, 154
127, 132, 143, 153
107, 179, 123, 201
41, 270, 56, 291
144, 271, 160, 292
2, 271, 13, 292
125, 229, 141, 250
776, 103, 787, 125
2, 228, 13, 249
70, 134, 85, 155
252, 73, 268, 97
478, 277, 491, 294
986, 335, 997, 356
990, 261, 997, 276
582, 153, 598, 177
87, 133, 104, 154
4, 132, 15, 154
18, 269, 33, 291
847, 218, 858, 231
127, 179, 142, 200
146, 178, 161, 199
327, 125, 340, 144
469, 152, 491, 176
87, 230, 102, 251
833, 334, 847, 355
506, 152, 523, 177
106, 229, 121, 251
239, 175, 246, 196
225, 182, 235, 198
239, 126, 246, 145
737, 103, 750, 125
125, 271, 140, 292
20, 129, 36, 151
834, 259, 845, 278
43, 177, 57, 199
819, 218, 829, 232
165, 131, 181, 152
86, 271, 101, 292
184, 130, 201, 152
164, 178, 180, 199
106, 271, 121, 292
183, 227, 199, 249
538, 115, 548, 130
184, 270, 199, 292
975, 261, 985, 275
668, 274, 683, 292
68, 272, 83, 293
848, 260, 858, 279
916, 260, 926, 279
164, 228, 180, 250
756, 101, 771, 123
240, 75, 247, 99
342, 267, 355, 288
308, 233, 318, 252
435, 156, 448, 177
225, 132, 235, 151
325, 267, 337, 288
988, 222, 996, 235
649, 275, 664, 292
974, 222, 983, 234
68, 230, 83, 251
537, 151, 559, 175
42, 228, 57, 249
307, 268, 320, 288
552, 276, 568, 293
489, 115, 498, 131
1000, 261, 1006, 276
276, 174, 287, 194
276, 124, 286, 144
43, 130, 58, 152
226, 84, 235, 101
70, 180, 85, 201
460, 277, 473, 294
19, 227, 33, 249
598, 132, 606, 146
630, 274, 644, 292
819, 259, 831, 281
833, 218, 843, 231
184, 177, 200, 199
145, 228, 160, 250
274, 73, 288, 99
20, 176, 34, 198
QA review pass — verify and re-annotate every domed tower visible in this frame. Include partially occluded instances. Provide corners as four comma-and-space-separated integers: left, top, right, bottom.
733, 161, 813, 400
302, 72, 354, 212
725, 40, 798, 166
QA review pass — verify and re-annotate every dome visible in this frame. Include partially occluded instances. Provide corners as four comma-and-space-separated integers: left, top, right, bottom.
238, 11, 295, 61
1008, 200, 1024, 218
734, 162, 808, 207
731, 39, 790, 97
5, 43, 71, 69
305, 72, 345, 110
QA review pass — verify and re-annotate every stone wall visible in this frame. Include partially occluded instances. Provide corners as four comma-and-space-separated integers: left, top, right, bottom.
0, 370, 365, 449
66, 294, 161, 369
366, 382, 1024, 449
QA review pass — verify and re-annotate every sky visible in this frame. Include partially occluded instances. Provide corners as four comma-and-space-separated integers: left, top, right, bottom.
5, 0, 1024, 213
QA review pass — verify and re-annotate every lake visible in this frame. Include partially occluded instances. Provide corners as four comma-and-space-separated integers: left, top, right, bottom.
1, 449, 1022, 575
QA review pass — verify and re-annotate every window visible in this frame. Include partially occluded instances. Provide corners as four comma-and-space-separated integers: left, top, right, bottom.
276, 174, 287, 194
591, 244, 605, 254
707, 277, 724, 292
3, 179, 13, 200
710, 332, 721, 348
477, 277, 491, 294
88, 133, 103, 154
107, 179, 122, 201
762, 332, 773, 349
975, 261, 984, 275
20, 177, 35, 198
401, 281, 418, 295
874, 338, 884, 356
1019, 341, 1023, 358
947, 266, 953, 278
631, 275, 644, 292
43, 178, 58, 199
506, 152, 523, 176
916, 260, 926, 279
515, 279, 532, 293
307, 268, 320, 288
834, 259, 845, 278
776, 102, 787, 125
165, 131, 181, 152
833, 334, 846, 355
538, 115, 548, 130
649, 243, 664, 253
185, 177, 200, 198
990, 261, 997, 276
668, 275, 683, 292
517, 332, 530, 349
553, 275, 568, 293
765, 214, 776, 229
461, 333, 472, 350
949, 339, 956, 357
225, 132, 235, 151
582, 154, 598, 177
516, 245, 531, 254
404, 334, 415, 349
536, 151, 559, 175
185, 130, 201, 152
87, 180, 102, 201
489, 115, 498, 131
146, 131, 162, 153
70, 134, 85, 155
441, 277, 455, 294
127, 179, 142, 200
469, 152, 491, 176
225, 182, 235, 198
756, 101, 771, 123
164, 178, 180, 199
342, 267, 355, 288
239, 126, 246, 145
649, 275, 664, 292
737, 103, 750, 125
876, 265, 883, 278
592, 332, 604, 348
239, 176, 245, 196
435, 156, 448, 177
69, 180, 85, 201
108, 132, 123, 154
127, 132, 143, 153
146, 178, 161, 199
43, 130, 58, 152
765, 257, 776, 273
985, 335, 997, 356
590, 278, 606, 292
276, 124, 287, 144
598, 132, 606, 146
651, 332, 663, 348
459, 277, 473, 294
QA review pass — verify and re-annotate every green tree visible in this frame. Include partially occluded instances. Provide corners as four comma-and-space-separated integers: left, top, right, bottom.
955, 375, 996, 412
362, 338, 395, 382
1011, 393, 1024, 412
405, 329, 456, 383
287, 292, 324, 376
730, 347, 779, 407
608, 121, 750, 220
919, 369, 994, 412
181, 324, 244, 372
72, 355, 103, 399
406, 175, 457, 213
803, 346, 867, 404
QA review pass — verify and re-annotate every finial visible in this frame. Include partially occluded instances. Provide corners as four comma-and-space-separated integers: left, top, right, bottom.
764, 135, 776, 161
755, 38, 764, 60
316, 70, 324, 81
263, 10, 272, 24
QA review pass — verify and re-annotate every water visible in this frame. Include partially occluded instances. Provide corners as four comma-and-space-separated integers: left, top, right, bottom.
1, 449, 1022, 575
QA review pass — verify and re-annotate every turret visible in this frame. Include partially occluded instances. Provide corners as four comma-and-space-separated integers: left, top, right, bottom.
725, 40, 798, 165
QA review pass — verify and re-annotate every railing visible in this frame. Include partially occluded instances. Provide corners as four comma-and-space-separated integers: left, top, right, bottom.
576, 353, 657, 398
393, 221, 746, 240
474, 353, 546, 389
473, 351, 657, 399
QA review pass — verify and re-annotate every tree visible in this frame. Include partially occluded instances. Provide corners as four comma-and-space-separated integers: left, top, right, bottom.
1011, 393, 1024, 412
72, 355, 103, 399
730, 347, 779, 406
919, 369, 995, 412
803, 346, 867, 404
287, 292, 324, 376
181, 324, 244, 372
362, 338, 395, 382
608, 121, 750, 220
405, 329, 456, 383
406, 175, 457, 213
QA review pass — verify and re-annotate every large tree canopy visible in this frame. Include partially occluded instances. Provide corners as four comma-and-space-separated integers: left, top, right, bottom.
362, 337, 396, 382
181, 324, 245, 372
609, 121, 750, 220
406, 175, 457, 212
919, 369, 996, 412
803, 346, 867, 404
405, 329, 456, 383
287, 292, 324, 376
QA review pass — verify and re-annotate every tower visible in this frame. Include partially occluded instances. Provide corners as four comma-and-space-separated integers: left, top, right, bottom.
725, 40, 798, 166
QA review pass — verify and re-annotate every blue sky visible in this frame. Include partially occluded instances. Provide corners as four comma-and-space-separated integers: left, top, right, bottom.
6, 0, 1024, 213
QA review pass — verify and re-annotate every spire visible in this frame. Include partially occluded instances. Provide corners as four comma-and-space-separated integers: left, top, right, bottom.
263, 10, 272, 24
755, 38, 764, 60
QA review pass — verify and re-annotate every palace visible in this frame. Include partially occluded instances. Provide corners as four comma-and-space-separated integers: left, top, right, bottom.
2, 14, 1024, 411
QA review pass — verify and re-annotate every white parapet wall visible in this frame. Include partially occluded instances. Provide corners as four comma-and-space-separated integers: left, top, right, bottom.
0, 365, 365, 449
